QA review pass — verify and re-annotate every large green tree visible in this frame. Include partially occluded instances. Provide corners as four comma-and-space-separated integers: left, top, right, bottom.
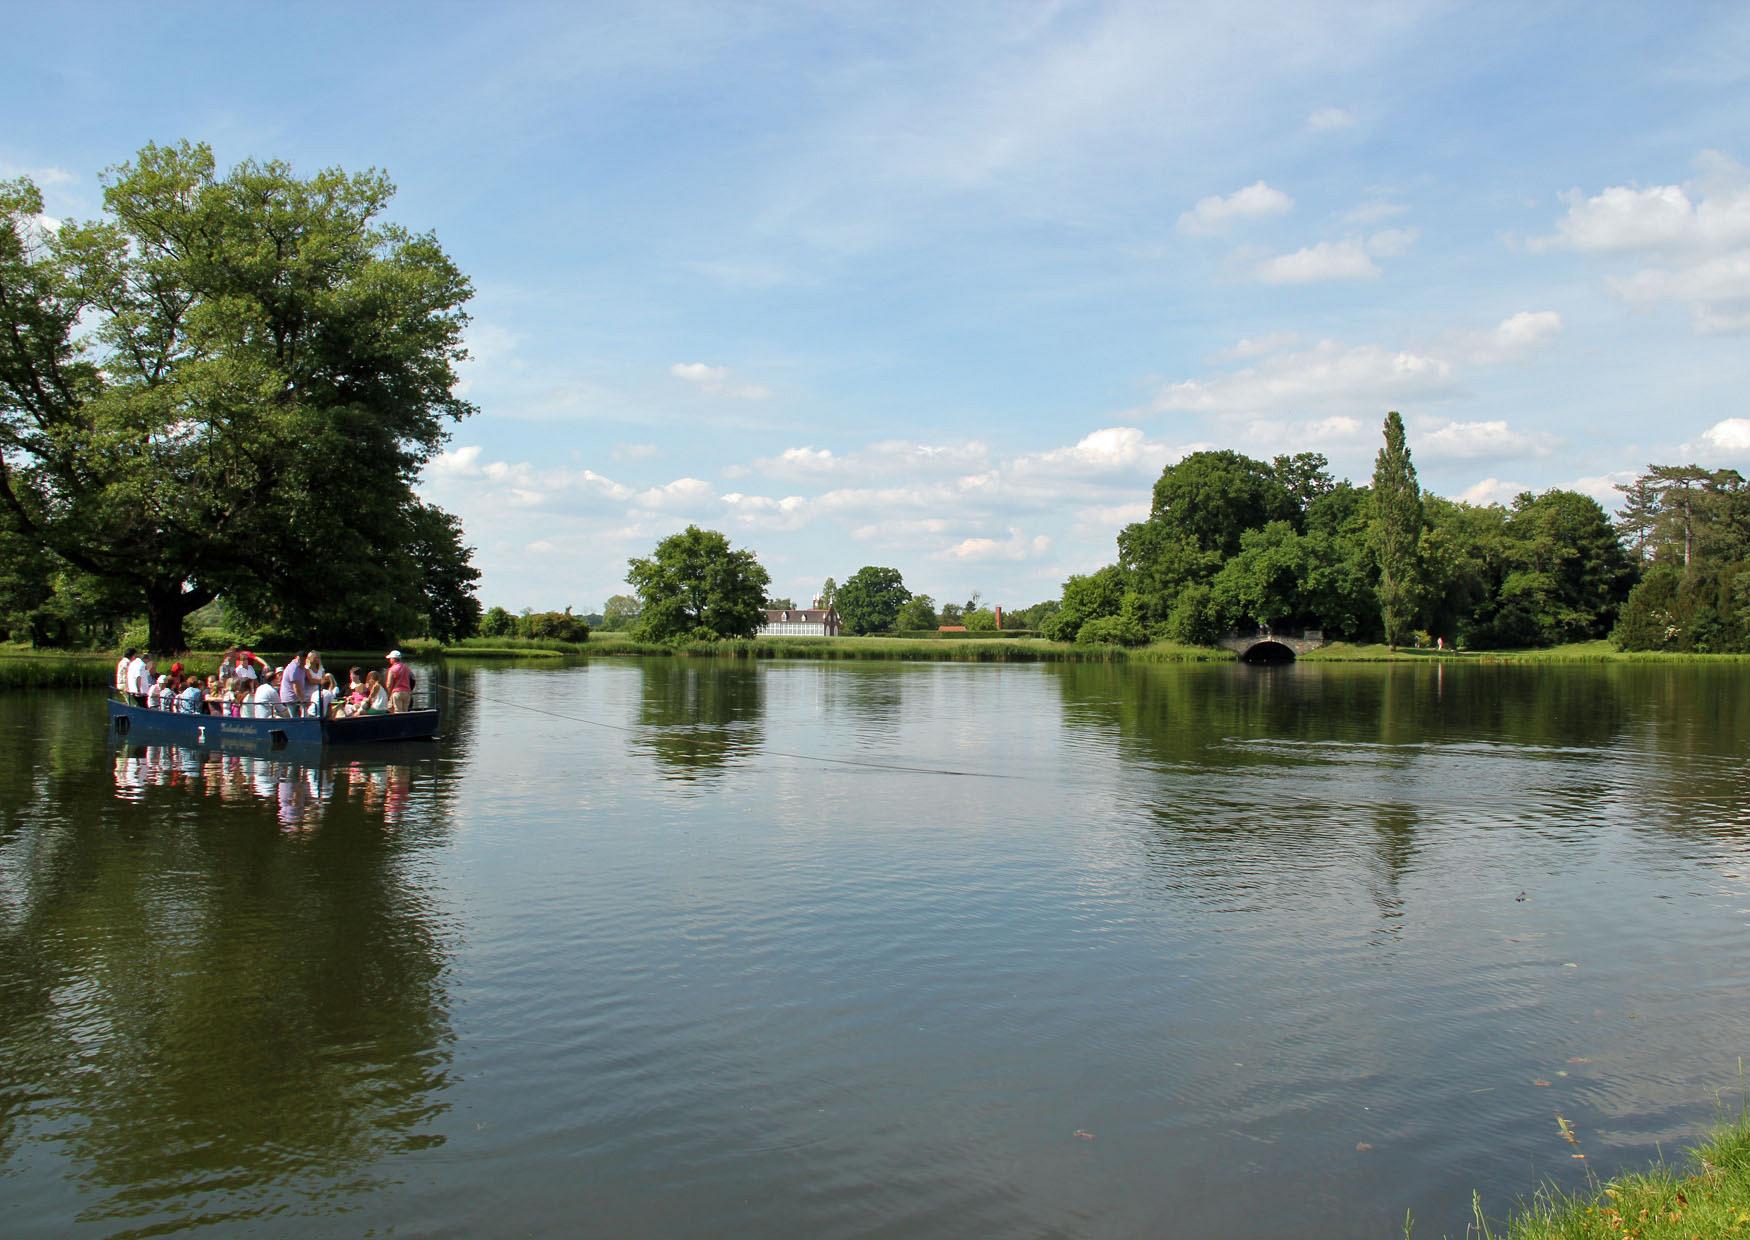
0, 142, 477, 650
626, 526, 770, 641
835, 565, 910, 635
1368, 411, 1426, 647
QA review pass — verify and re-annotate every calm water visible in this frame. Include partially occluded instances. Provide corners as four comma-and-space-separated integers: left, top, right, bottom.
2, 659, 1749, 1237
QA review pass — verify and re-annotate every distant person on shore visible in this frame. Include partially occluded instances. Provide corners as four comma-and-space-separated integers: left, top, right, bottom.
384, 650, 413, 713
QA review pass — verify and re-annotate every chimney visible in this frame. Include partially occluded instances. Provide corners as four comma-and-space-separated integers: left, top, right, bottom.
994, 605, 1004, 630
811, 595, 823, 609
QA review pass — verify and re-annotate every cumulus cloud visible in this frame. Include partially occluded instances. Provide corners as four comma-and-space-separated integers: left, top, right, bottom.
933, 530, 1053, 562
1177, 180, 1293, 235
745, 439, 991, 481
1700, 417, 1750, 456
631, 477, 715, 510
1153, 338, 1456, 416
670, 361, 772, 399
1454, 310, 1564, 364
1208, 331, 1300, 363
1250, 228, 1417, 284
1458, 477, 1531, 506
1307, 106, 1356, 131
1533, 152, 1750, 333
1417, 418, 1559, 461
1253, 239, 1379, 283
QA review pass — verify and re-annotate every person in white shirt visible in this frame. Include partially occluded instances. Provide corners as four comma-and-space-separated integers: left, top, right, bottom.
115, 649, 133, 695
250, 677, 284, 719
148, 675, 171, 709
127, 653, 151, 705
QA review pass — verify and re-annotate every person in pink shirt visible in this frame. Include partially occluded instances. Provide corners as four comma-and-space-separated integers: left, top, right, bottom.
384, 650, 414, 713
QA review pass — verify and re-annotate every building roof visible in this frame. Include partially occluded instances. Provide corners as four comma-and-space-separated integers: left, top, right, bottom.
762, 608, 837, 623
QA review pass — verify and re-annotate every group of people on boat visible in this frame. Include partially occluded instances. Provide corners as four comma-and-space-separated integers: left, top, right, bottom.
115, 647, 419, 719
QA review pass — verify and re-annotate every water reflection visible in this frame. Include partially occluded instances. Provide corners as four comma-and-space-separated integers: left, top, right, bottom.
632, 660, 765, 781
0, 724, 457, 1232
111, 744, 421, 828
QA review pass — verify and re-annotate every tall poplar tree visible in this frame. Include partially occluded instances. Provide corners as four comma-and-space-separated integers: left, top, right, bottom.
1369, 411, 1425, 647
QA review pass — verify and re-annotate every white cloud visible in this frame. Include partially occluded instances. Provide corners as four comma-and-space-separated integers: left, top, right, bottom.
1307, 107, 1356, 131
670, 361, 772, 399
612, 442, 661, 461
1457, 477, 1531, 506
1154, 338, 1456, 416
1454, 310, 1564, 364
1343, 200, 1409, 225
1208, 331, 1300, 363
526, 539, 556, 554
1177, 180, 1293, 236
1365, 227, 1419, 257
1567, 471, 1640, 506
1700, 417, 1750, 456
1253, 238, 1378, 283
631, 477, 715, 510
1533, 152, 1750, 333
745, 439, 991, 481
1418, 418, 1559, 461
932, 529, 1053, 562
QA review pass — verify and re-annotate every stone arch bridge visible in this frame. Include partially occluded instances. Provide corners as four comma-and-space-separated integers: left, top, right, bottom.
1216, 628, 1329, 662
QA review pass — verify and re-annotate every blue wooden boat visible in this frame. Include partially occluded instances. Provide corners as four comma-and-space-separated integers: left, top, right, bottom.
107, 697, 440, 752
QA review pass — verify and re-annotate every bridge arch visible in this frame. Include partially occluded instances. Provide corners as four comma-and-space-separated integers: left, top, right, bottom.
1239, 639, 1297, 664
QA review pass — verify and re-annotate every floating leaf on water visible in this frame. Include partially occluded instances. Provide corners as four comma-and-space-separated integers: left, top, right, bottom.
1556, 1070, 1569, 1077
1567, 1057, 1593, 1065
1563, 962, 1580, 969
1074, 1130, 1095, 1141
1534, 1079, 1552, 1087
1355, 1142, 1373, 1152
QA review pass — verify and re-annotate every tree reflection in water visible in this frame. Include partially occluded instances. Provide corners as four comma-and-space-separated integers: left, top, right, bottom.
0, 733, 456, 1232
632, 660, 765, 781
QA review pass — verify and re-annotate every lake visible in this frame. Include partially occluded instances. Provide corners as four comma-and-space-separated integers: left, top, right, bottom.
2, 658, 1747, 1236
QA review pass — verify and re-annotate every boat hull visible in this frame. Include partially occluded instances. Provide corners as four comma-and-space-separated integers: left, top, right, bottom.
106, 698, 439, 752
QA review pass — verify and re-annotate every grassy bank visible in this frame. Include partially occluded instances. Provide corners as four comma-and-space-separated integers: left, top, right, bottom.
1303, 640, 1750, 664
581, 633, 1233, 662
1444, 1115, 1750, 1239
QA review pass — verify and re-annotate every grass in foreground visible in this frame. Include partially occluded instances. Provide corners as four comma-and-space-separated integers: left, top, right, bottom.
1442, 1115, 1750, 1239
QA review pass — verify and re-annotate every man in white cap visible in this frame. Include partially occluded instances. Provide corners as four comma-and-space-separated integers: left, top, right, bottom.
384, 649, 413, 714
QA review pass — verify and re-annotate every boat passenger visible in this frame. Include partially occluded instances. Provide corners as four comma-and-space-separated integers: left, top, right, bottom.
362, 670, 389, 716
177, 676, 204, 714
204, 674, 222, 714
233, 650, 263, 692
217, 647, 239, 682
384, 650, 413, 714
115, 649, 134, 695
313, 673, 340, 720
148, 674, 172, 710
279, 651, 312, 718
249, 672, 284, 719
126, 651, 151, 706
305, 650, 326, 694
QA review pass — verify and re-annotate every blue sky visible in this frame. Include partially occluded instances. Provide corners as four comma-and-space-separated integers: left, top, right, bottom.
6, 2, 1750, 611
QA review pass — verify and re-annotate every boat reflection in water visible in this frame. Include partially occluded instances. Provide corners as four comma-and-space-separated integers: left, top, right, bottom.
112, 742, 423, 829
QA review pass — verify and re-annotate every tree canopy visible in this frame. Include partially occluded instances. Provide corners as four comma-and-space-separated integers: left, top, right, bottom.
0, 142, 480, 650
835, 565, 910, 635
626, 526, 770, 642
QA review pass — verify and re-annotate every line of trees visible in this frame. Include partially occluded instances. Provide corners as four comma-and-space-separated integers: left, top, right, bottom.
1042, 413, 1637, 650
1611, 466, 1750, 651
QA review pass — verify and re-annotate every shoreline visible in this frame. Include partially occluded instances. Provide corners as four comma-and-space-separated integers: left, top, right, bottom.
1441, 1113, 1750, 1240
6, 636, 1750, 689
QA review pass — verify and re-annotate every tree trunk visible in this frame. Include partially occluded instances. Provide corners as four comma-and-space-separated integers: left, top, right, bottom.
144, 584, 216, 654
